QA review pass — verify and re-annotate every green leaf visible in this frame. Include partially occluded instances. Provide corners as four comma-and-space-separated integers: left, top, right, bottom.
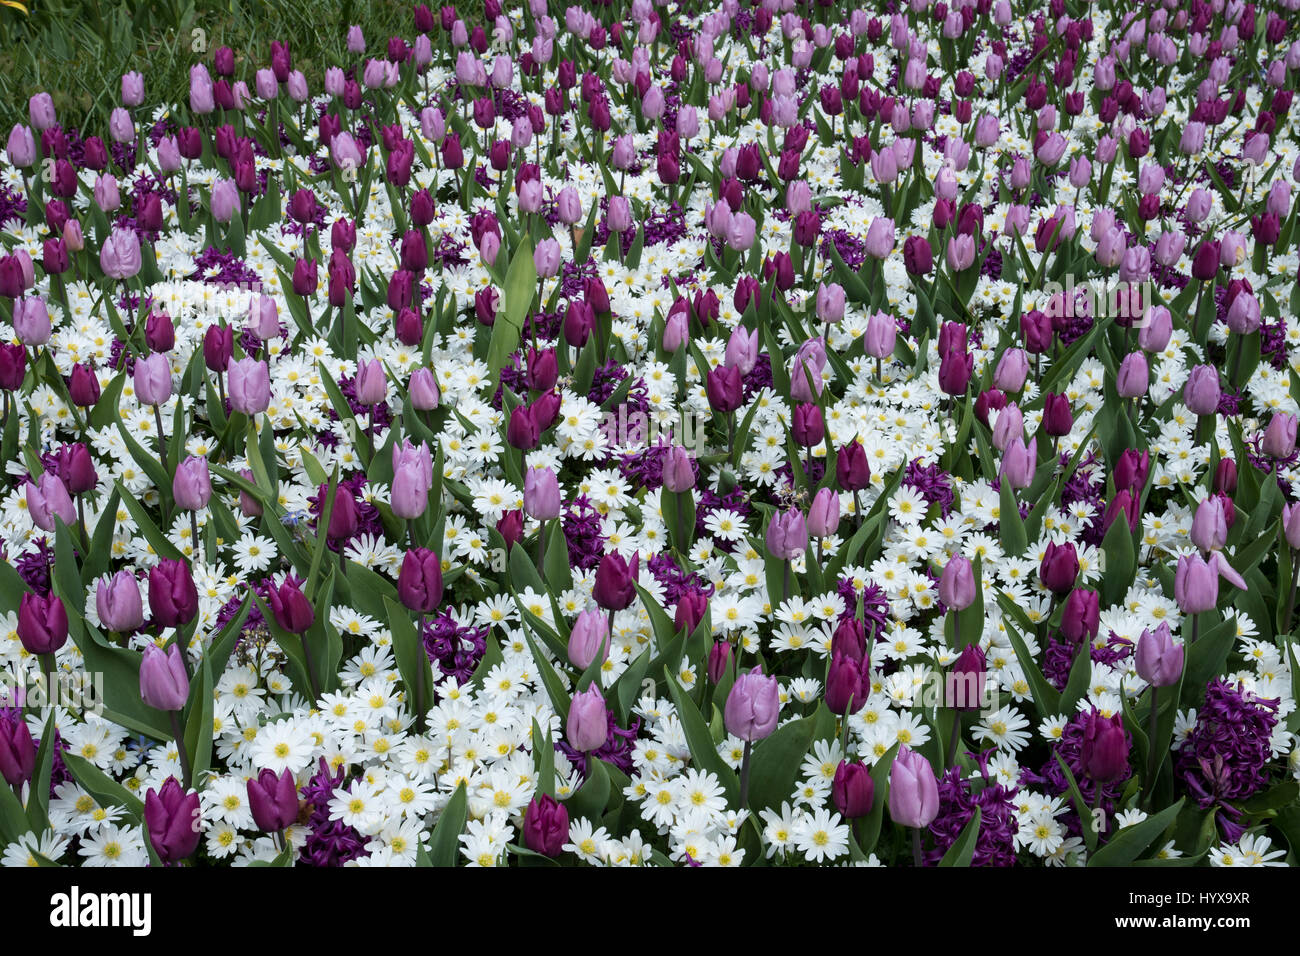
488, 236, 537, 381
428, 781, 468, 867
1088, 798, 1185, 867
938, 806, 982, 866
744, 714, 815, 815
565, 758, 611, 819
663, 669, 738, 803
998, 481, 1028, 557
61, 751, 144, 821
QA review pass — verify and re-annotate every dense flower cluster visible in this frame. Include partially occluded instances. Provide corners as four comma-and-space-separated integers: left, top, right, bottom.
0, 0, 1298, 870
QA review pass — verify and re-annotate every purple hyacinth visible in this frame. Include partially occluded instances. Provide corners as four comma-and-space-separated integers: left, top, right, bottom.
925, 761, 1020, 866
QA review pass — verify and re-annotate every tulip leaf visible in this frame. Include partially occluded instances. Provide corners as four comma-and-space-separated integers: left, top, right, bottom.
1053, 752, 1098, 855
997, 594, 1061, 723
542, 519, 573, 594
1058, 639, 1094, 716
386, 597, 435, 730
183, 650, 215, 786
998, 481, 1028, 557
531, 718, 557, 799
937, 806, 982, 867
521, 625, 571, 718
80, 485, 121, 586
61, 750, 145, 821
613, 643, 652, 725
856, 742, 899, 854
488, 235, 536, 382
428, 781, 468, 867
25, 708, 56, 833
0, 779, 31, 845
1180, 616, 1237, 705
113, 478, 184, 562
565, 757, 611, 820
1088, 798, 1184, 867
470, 631, 505, 690
664, 668, 738, 803
114, 419, 173, 512
744, 714, 815, 816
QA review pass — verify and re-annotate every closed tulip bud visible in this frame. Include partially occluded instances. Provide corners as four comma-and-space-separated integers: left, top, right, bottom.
1000, 435, 1036, 489
1114, 448, 1150, 494
567, 683, 609, 752
227, 358, 271, 416
766, 508, 808, 560
725, 667, 780, 741
1262, 413, 1297, 458
67, 361, 97, 405
707, 640, 732, 685
1040, 393, 1072, 438
724, 326, 758, 376
506, 404, 540, 451
1182, 365, 1220, 416
1134, 623, 1182, 687
1284, 503, 1300, 550
17, 592, 69, 656
25, 474, 75, 533
662, 446, 695, 493
1060, 588, 1100, 643
993, 348, 1029, 393
353, 359, 387, 407
148, 559, 198, 629
815, 282, 845, 323
237, 469, 262, 518
807, 487, 840, 539
390, 440, 433, 520
12, 296, 51, 346
1174, 554, 1219, 614
826, 653, 868, 715
567, 609, 610, 670
1116, 351, 1149, 398
203, 325, 234, 374
1214, 458, 1237, 495
144, 778, 201, 864
903, 235, 933, 275
938, 555, 976, 611
97, 570, 144, 633
172, 456, 211, 512
139, 643, 189, 711
523, 466, 562, 522
889, 746, 940, 828
54, 443, 96, 495
269, 578, 314, 634
523, 794, 569, 856
836, 441, 871, 491
134, 352, 172, 406
247, 768, 300, 833
0, 716, 36, 787
1190, 497, 1228, 552
1040, 542, 1079, 595
1079, 711, 1131, 783
593, 552, 638, 611
792, 403, 824, 448
864, 311, 897, 360
705, 364, 744, 414
946, 643, 986, 710
397, 548, 444, 613
663, 309, 689, 352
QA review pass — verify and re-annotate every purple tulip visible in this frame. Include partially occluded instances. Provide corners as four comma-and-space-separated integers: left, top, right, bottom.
172, 456, 212, 512
889, 746, 940, 828
97, 570, 144, 633
766, 508, 808, 560
144, 777, 201, 864
269, 578, 314, 634
1134, 623, 1182, 688
1079, 710, 1131, 783
524, 794, 569, 856
17, 592, 69, 656
390, 440, 433, 520
228, 358, 271, 415
139, 643, 189, 711
567, 683, 609, 752
0, 715, 36, 787
567, 609, 610, 670
724, 667, 780, 741
247, 768, 300, 832
397, 548, 444, 613
148, 559, 199, 629
938, 555, 976, 611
